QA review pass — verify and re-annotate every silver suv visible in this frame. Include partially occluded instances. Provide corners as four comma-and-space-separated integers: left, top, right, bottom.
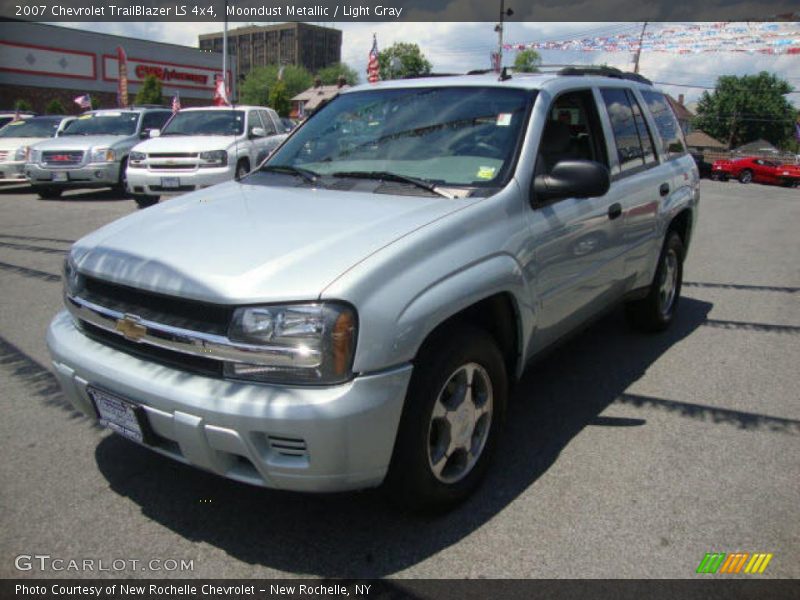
46, 68, 698, 509
25, 106, 172, 199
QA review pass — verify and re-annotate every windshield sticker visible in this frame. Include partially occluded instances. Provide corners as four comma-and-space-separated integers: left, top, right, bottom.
496, 113, 512, 127
78, 115, 92, 119
477, 166, 496, 180
96, 112, 122, 117
7, 120, 23, 126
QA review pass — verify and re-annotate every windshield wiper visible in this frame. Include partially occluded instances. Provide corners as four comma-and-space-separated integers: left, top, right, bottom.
331, 171, 453, 198
260, 164, 320, 185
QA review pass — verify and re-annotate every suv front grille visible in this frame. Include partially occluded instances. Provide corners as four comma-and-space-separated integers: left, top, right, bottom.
42, 151, 83, 166
81, 275, 232, 335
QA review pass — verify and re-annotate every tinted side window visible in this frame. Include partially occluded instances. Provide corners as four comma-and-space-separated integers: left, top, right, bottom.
601, 88, 648, 174
629, 91, 657, 167
640, 90, 686, 159
141, 111, 171, 131
247, 110, 263, 133
259, 110, 277, 135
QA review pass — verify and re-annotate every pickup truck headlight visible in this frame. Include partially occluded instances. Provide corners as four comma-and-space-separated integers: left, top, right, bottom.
14, 146, 28, 161
226, 303, 357, 385
63, 255, 83, 297
90, 147, 115, 163
129, 151, 146, 166
199, 150, 228, 168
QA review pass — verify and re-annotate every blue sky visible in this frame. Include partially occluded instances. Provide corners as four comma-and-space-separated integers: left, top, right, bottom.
54, 21, 800, 107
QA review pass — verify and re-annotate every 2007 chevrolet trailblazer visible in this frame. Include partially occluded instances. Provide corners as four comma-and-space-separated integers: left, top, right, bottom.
47, 67, 698, 508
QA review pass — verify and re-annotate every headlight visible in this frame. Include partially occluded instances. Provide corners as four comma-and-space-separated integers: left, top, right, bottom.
226, 303, 357, 385
199, 150, 227, 168
129, 151, 146, 166
90, 147, 115, 162
14, 146, 28, 161
63, 255, 83, 297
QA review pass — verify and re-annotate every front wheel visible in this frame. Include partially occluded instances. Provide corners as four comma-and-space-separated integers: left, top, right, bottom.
235, 159, 250, 180
34, 186, 63, 199
385, 325, 507, 511
738, 169, 753, 184
133, 194, 160, 209
626, 231, 685, 332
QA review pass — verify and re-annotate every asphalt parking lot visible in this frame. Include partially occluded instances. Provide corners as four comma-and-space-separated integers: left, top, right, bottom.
0, 180, 797, 579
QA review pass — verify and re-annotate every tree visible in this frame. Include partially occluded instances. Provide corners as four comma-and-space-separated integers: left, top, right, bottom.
90, 96, 100, 110
135, 74, 163, 105
45, 99, 66, 114
316, 62, 359, 86
240, 65, 313, 107
693, 72, 795, 149
377, 43, 432, 80
268, 80, 291, 117
14, 99, 33, 112
513, 49, 541, 73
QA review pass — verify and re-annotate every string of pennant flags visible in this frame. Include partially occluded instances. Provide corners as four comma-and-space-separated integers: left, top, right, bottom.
506, 21, 800, 55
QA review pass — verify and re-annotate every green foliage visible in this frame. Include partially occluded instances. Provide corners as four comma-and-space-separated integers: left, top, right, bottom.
377, 43, 432, 80
693, 72, 795, 149
316, 62, 359, 86
513, 49, 541, 73
134, 75, 163, 106
90, 96, 100, 110
268, 81, 291, 117
45, 99, 66, 114
13, 99, 33, 111
240, 65, 313, 107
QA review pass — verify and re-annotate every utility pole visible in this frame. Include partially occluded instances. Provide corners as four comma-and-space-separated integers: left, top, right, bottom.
633, 21, 648, 74
494, 0, 513, 72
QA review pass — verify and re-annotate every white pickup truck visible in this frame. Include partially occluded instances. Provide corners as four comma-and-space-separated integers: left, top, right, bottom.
126, 105, 288, 208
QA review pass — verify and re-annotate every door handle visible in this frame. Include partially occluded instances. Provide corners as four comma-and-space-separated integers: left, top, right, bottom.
608, 202, 622, 220
659, 183, 670, 197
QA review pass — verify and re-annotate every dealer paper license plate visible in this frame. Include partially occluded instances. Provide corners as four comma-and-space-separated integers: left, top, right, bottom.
88, 386, 144, 443
161, 177, 180, 188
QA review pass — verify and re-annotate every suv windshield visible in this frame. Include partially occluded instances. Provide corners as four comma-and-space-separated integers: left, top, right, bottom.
266, 86, 533, 188
0, 117, 62, 138
161, 110, 245, 136
61, 112, 139, 136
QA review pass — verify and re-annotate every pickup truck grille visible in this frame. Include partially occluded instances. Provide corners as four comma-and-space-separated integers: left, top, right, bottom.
148, 153, 199, 158
0, 150, 8, 161
42, 150, 83, 166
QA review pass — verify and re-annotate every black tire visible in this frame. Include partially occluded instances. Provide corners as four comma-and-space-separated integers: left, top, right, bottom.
720, 174, 729, 182
113, 158, 129, 196
133, 194, 160, 209
34, 186, 63, 199
738, 169, 753, 184
626, 231, 685, 333
235, 159, 250, 180
385, 325, 508, 511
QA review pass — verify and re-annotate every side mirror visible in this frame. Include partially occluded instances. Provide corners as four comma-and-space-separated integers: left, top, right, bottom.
533, 159, 610, 204
250, 127, 265, 138
148, 129, 161, 138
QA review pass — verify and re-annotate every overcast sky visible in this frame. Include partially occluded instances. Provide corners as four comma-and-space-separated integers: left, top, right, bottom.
54, 21, 800, 107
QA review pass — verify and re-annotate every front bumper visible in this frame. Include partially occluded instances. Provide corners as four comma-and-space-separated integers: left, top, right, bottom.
0, 160, 26, 181
127, 166, 233, 195
26, 162, 121, 187
47, 311, 412, 492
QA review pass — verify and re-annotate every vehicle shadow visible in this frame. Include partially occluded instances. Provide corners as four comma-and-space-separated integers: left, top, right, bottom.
39, 189, 131, 202
95, 298, 716, 577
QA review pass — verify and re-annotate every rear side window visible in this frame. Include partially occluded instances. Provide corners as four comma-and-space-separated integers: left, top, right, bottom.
640, 90, 686, 159
141, 111, 171, 132
601, 88, 657, 175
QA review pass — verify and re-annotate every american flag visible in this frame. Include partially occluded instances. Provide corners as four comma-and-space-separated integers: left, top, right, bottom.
171, 92, 181, 114
213, 74, 230, 106
367, 34, 380, 84
74, 94, 91, 109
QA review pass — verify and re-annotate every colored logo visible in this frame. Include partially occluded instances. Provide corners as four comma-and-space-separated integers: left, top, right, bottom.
115, 314, 147, 342
696, 552, 773, 574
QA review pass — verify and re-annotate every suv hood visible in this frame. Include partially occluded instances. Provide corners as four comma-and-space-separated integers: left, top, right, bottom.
34, 134, 132, 151
72, 180, 471, 304
134, 135, 237, 153
0, 137, 47, 152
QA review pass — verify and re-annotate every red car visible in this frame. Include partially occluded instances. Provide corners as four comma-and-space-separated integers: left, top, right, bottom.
711, 157, 800, 187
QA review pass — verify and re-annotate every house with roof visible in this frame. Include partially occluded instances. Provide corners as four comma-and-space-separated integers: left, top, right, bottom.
291, 77, 349, 119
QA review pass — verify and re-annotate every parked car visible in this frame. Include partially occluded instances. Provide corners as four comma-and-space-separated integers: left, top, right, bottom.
280, 117, 297, 133
0, 116, 75, 182
46, 69, 698, 509
126, 106, 288, 208
0, 110, 35, 129
25, 106, 173, 199
711, 156, 800, 187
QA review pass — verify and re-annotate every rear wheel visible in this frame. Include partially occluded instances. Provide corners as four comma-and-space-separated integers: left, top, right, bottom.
738, 169, 753, 184
626, 231, 685, 333
34, 186, 63, 199
385, 325, 507, 511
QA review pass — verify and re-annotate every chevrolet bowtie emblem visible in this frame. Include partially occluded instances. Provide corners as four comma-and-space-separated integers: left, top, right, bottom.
115, 315, 147, 341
